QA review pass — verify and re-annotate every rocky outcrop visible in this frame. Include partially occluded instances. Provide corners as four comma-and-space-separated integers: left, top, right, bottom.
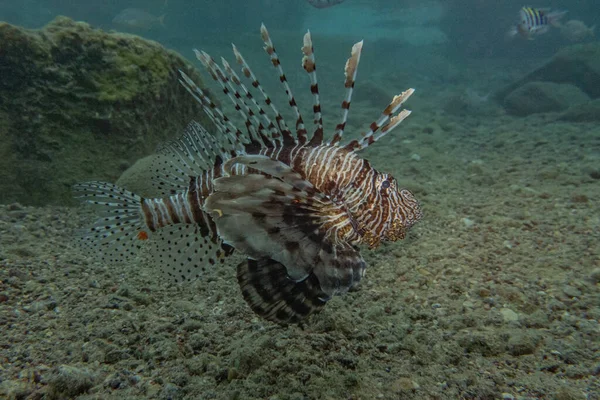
496, 42, 600, 106
559, 98, 600, 122
0, 17, 211, 205
503, 82, 590, 116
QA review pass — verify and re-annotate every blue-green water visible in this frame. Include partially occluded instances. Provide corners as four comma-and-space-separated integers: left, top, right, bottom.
1, 1, 599, 399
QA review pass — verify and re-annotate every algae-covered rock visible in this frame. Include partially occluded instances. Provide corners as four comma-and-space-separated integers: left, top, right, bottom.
0, 16, 211, 205
559, 98, 600, 122
504, 82, 590, 116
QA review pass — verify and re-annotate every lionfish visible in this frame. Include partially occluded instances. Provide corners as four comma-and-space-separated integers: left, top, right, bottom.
75, 24, 422, 324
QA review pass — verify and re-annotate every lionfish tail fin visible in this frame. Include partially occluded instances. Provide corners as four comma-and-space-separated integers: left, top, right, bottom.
346, 88, 415, 152
75, 181, 233, 282
237, 258, 329, 323
73, 182, 147, 263
330, 40, 363, 146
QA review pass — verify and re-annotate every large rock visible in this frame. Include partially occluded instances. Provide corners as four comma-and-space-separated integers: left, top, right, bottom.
504, 82, 590, 116
497, 42, 600, 101
560, 99, 600, 122
0, 17, 211, 205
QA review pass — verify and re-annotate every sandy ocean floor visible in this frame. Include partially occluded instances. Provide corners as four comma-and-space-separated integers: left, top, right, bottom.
1, 68, 600, 400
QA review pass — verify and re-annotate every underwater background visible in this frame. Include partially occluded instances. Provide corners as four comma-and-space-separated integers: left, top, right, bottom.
1, 0, 599, 399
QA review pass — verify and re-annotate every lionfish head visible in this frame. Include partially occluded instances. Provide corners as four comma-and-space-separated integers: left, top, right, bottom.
365, 172, 422, 248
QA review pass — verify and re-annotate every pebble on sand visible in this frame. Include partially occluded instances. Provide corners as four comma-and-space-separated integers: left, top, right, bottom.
47, 365, 98, 399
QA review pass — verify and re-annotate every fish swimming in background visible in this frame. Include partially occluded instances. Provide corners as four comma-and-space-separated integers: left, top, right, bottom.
306, 0, 346, 9
507, 7, 567, 40
75, 25, 422, 324
112, 8, 166, 31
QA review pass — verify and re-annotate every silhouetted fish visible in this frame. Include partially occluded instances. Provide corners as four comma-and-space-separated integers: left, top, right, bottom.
112, 8, 165, 31
307, 0, 346, 9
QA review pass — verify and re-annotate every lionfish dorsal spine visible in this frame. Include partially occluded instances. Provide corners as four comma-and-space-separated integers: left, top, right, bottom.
178, 71, 245, 149
330, 40, 363, 146
231, 44, 294, 145
219, 56, 276, 148
194, 50, 267, 146
220, 54, 282, 148
301, 30, 324, 146
354, 88, 415, 150
260, 23, 308, 145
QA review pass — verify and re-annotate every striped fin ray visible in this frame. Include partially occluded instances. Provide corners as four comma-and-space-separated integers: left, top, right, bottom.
345, 88, 415, 152
237, 258, 328, 324
232, 44, 294, 146
220, 56, 282, 147
260, 23, 308, 144
152, 121, 231, 193
178, 71, 247, 149
195, 50, 266, 145
330, 40, 363, 146
301, 31, 324, 146
73, 182, 148, 263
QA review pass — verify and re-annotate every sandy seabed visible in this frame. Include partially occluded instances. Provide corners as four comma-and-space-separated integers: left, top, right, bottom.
1, 88, 599, 400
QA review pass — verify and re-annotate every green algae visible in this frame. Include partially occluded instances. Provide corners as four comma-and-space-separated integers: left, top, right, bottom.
0, 16, 211, 205
90, 37, 173, 102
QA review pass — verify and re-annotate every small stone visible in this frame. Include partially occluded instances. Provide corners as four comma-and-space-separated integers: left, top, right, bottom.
462, 300, 475, 310
554, 386, 584, 400
570, 194, 589, 203
392, 377, 420, 392
562, 285, 582, 298
461, 217, 475, 228
410, 153, 421, 161
47, 365, 98, 398
500, 308, 519, 322
588, 268, 600, 285
7, 202, 24, 211
507, 332, 538, 356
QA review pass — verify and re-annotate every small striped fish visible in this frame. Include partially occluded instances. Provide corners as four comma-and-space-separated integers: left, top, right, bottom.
508, 6, 567, 39
306, 0, 346, 9
75, 25, 422, 324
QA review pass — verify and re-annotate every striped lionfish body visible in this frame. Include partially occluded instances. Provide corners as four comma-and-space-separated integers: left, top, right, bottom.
75, 25, 422, 324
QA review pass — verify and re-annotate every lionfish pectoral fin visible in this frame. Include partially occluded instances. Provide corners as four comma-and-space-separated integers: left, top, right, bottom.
205, 171, 366, 307
205, 172, 334, 281
237, 258, 329, 323
312, 242, 366, 298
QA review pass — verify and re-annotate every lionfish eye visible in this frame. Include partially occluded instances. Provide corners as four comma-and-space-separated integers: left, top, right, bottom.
381, 180, 391, 189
